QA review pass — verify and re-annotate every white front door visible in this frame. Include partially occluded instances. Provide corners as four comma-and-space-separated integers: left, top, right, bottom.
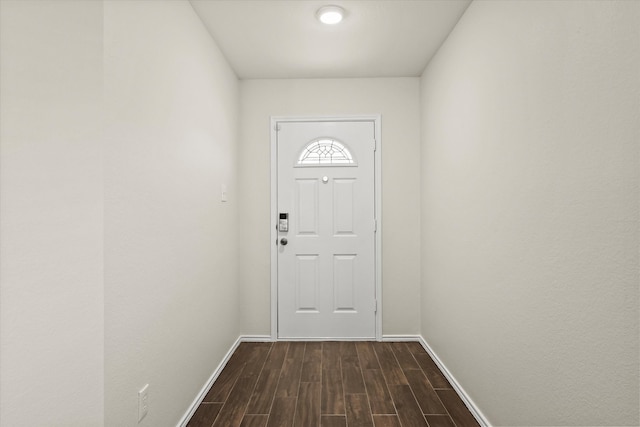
276, 120, 377, 339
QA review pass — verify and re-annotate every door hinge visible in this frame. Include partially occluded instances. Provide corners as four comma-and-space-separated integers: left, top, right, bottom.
374, 299, 378, 313
274, 123, 281, 132
373, 139, 377, 151
374, 219, 377, 232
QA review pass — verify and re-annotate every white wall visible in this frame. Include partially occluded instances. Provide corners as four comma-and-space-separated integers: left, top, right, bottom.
239, 78, 421, 337
0, 1, 104, 425
420, 1, 639, 425
104, 1, 239, 426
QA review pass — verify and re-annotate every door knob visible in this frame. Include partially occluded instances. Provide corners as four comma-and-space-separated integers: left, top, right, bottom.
280, 238, 288, 246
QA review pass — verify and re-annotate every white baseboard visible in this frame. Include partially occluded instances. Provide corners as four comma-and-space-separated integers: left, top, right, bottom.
416, 336, 491, 427
381, 334, 423, 342
240, 335, 273, 342
176, 336, 242, 427
277, 336, 376, 341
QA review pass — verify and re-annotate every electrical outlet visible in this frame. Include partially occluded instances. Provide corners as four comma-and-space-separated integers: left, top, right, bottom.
138, 384, 149, 423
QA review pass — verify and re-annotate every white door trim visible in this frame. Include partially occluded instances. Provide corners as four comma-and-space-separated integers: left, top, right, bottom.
270, 115, 382, 341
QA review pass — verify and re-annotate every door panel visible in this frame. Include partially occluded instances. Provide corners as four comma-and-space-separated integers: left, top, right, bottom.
333, 254, 357, 312
296, 255, 319, 312
296, 179, 319, 235
333, 179, 356, 235
277, 120, 376, 339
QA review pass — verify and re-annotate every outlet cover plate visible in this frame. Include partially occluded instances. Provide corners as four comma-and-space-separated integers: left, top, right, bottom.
138, 384, 149, 422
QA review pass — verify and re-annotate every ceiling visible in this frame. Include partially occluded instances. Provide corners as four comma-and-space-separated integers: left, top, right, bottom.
189, 0, 472, 79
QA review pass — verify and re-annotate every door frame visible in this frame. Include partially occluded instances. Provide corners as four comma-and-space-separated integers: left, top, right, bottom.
270, 115, 382, 341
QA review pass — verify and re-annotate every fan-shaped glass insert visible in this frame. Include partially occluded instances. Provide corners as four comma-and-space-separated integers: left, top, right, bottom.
297, 139, 355, 166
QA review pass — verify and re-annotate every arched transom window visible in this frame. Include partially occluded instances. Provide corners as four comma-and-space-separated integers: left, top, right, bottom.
297, 138, 355, 166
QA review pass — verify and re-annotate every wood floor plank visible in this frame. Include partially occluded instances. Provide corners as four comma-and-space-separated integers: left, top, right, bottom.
275, 343, 305, 398
345, 393, 374, 427
275, 358, 303, 398
243, 343, 273, 378
202, 361, 245, 402
240, 415, 268, 427
264, 341, 289, 370
362, 369, 395, 414
212, 375, 259, 427
266, 397, 297, 427
340, 341, 358, 356
390, 342, 420, 370
372, 415, 402, 427
229, 343, 253, 363
342, 354, 366, 394
388, 384, 429, 427
373, 342, 408, 386
405, 341, 427, 356
294, 382, 321, 427
246, 369, 281, 414
287, 341, 307, 360
301, 342, 322, 382
414, 354, 451, 389
356, 342, 380, 369
321, 368, 345, 415
321, 415, 347, 427
435, 390, 480, 427
187, 403, 223, 427
404, 369, 447, 415
322, 342, 341, 370
424, 415, 456, 427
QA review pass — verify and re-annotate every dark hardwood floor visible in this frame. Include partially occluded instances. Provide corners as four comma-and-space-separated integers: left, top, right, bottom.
187, 341, 480, 427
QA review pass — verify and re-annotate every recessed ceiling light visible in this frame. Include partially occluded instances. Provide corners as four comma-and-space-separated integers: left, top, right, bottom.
316, 5, 345, 25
